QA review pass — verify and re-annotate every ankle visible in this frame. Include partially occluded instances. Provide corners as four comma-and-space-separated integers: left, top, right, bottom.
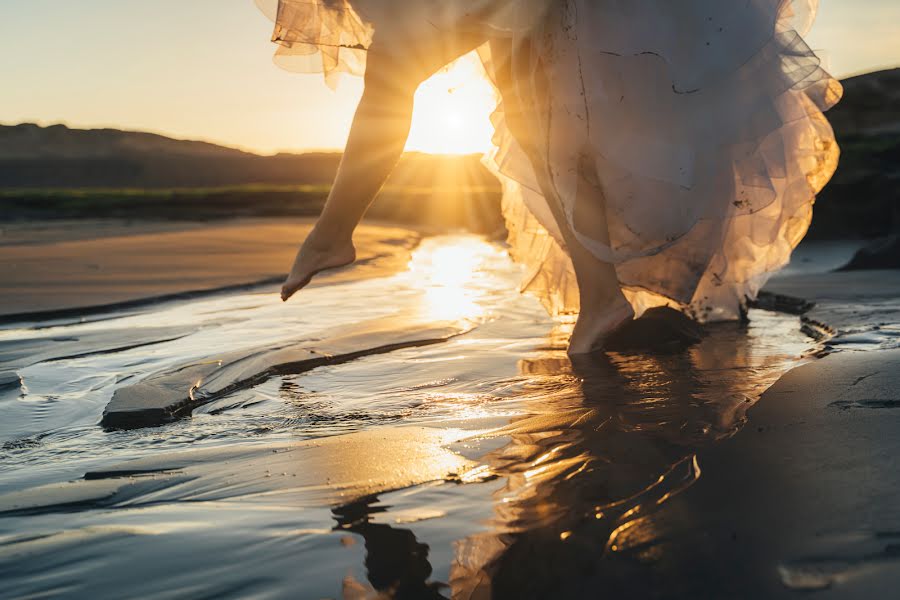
580, 290, 629, 312
307, 225, 353, 249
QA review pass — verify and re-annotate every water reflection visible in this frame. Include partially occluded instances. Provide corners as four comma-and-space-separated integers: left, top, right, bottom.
0, 234, 816, 598
332, 312, 811, 598
405, 236, 507, 322
453, 316, 807, 597
335, 497, 448, 600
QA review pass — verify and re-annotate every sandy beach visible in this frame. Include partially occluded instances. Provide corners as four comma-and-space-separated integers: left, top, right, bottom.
0, 218, 420, 320
2, 0, 897, 594
1, 221, 898, 598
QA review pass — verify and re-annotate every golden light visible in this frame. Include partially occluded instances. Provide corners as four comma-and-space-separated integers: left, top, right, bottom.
405, 236, 496, 321
405, 51, 498, 155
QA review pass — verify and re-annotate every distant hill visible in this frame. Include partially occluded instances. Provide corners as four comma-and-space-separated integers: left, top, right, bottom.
0, 122, 248, 160
0, 123, 504, 233
0, 122, 350, 188
0, 122, 499, 191
826, 68, 900, 137
1, 68, 897, 238
812, 68, 900, 238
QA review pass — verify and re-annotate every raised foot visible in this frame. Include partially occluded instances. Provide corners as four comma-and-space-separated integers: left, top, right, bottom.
281, 235, 356, 301
567, 298, 635, 356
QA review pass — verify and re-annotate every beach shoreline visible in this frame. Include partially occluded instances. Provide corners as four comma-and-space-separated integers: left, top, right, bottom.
0, 218, 422, 322
1, 219, 898, 597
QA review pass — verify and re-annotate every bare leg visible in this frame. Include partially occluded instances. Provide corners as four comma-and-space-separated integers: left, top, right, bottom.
281, 33, 486, 301
488, 40, 631, 354
564, 171, 633, 355
533, 162, 632, 355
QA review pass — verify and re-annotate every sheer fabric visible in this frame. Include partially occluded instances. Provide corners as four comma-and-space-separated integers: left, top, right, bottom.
257, 0, 841, 321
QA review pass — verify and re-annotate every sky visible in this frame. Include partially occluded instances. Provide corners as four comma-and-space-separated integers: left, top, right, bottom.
1, 0, 898, 155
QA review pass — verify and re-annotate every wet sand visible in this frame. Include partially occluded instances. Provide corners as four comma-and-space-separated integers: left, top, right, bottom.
1, 226, 898, 598
660, 348, 900, 597
0, 218, 420, 320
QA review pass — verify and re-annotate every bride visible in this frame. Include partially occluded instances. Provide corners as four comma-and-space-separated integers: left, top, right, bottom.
255, 0, 841, 354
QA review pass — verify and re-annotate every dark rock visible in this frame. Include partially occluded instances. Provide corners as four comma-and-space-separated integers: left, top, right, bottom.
838, 235, 900, 271
605, 307, 704, 353
0, 371, 21, 391
83, 468, 180, 480
749, 291, 815, 315
101, 318, 470, 430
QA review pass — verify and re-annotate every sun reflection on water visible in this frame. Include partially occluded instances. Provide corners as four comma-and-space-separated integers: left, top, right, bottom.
405, 236, 501, 322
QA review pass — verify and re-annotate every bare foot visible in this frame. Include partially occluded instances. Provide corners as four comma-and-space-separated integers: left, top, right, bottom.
281, 231, 356, 301
567, 296, 635, 355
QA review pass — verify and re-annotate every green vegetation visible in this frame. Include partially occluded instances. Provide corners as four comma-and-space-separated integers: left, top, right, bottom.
0, 183, 331, 200
0, 182, 505, 233
0, 184, 332, 221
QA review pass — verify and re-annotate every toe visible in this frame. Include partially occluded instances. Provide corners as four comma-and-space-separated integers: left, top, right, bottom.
280, 275, 311, 302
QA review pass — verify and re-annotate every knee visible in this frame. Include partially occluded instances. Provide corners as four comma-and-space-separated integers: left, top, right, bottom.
362, 48, 422, 102
362, 31, 484, 99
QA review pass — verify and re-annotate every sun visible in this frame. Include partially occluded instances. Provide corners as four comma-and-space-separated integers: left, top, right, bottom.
405, 51, 498, 155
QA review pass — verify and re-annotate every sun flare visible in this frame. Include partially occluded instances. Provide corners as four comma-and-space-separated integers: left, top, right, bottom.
405, 52, 498, 155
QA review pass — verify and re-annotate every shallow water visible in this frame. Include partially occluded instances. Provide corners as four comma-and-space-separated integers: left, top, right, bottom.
0, 235, 817, 599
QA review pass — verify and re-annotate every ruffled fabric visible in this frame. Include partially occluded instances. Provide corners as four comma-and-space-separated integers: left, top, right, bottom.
258, 0, 841, 322
483, 0, 841, 320
255, 0, 372, 86
254, 0, 530, 86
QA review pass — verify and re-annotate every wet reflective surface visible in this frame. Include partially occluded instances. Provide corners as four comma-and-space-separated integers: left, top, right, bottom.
0, 236, 817, 598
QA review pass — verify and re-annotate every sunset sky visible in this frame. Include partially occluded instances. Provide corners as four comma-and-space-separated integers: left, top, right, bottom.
2, 0, 898, 155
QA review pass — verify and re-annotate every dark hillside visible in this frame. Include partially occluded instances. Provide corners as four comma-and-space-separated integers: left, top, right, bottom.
2, 68, 897, 238
810, 68, 900, 238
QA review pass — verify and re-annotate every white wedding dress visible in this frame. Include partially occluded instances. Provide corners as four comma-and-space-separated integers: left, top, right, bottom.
256, 0, 841, 322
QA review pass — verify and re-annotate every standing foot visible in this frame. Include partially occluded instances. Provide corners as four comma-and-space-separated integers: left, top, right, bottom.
567, 296, 635, 355
281, 231, 356, 301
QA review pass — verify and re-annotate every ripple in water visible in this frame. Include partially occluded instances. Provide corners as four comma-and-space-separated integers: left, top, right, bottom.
0, 236, 818, 598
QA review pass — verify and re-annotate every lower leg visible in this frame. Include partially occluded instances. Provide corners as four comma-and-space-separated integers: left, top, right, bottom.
281, 80, 415, 300
282, 34, 486, 301
518, 164, 631, 354
309, 87, 415, 243
566, 241, 633, 354
548, 179, 632, 354
488, 41, 630, 352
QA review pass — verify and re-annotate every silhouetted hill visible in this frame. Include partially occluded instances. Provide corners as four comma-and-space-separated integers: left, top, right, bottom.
0, 122, 248, 160
0, 123, 347, 188
0, 123, 497, 190
826, 68, 900, 137
811, 68, 900, 238
1, 68, 897, 238
0, 124, 504, 232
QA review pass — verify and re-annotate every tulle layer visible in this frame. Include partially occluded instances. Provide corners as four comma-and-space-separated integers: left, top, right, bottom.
254, 0, 529, 86
482, 0, 841, 320
257, 0, 841, 321
254, 0, 372, 86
